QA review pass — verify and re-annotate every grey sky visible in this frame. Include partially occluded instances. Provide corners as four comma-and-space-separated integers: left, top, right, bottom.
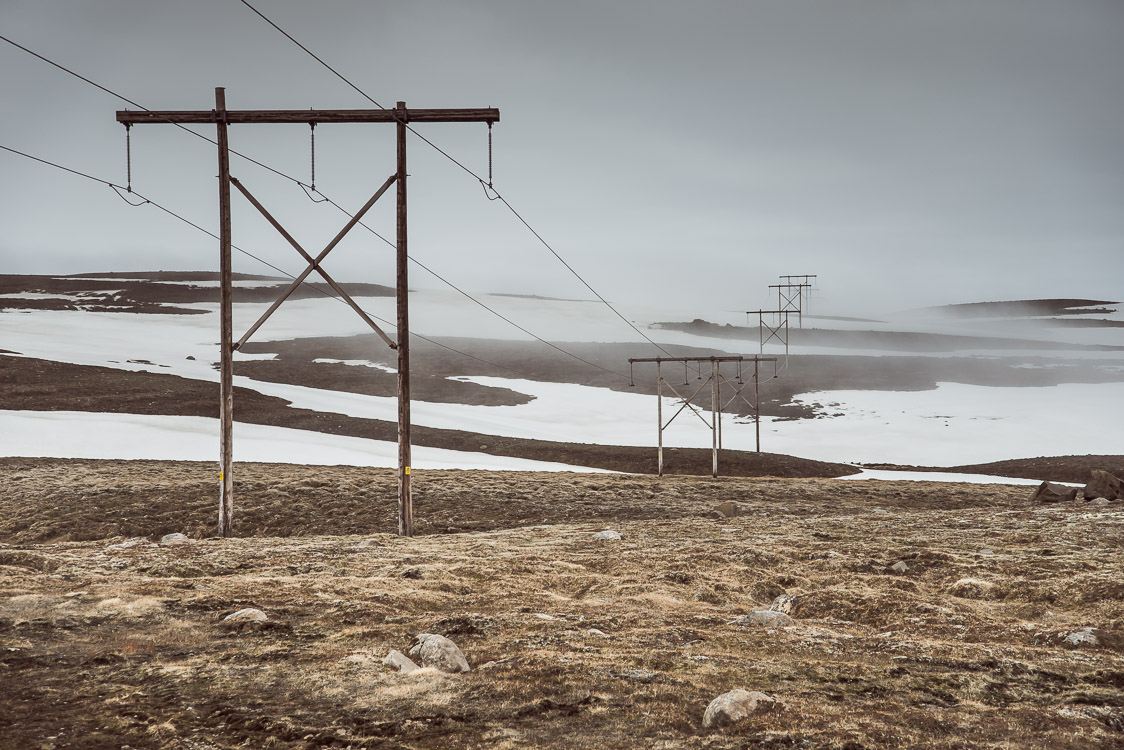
1, 0, 1122, 316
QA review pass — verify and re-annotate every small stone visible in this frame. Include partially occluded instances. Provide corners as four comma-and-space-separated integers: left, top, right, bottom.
871, 508, 889, 515
587, 628, 609, 637
160, 533, 191, 545
591, 529, 622, 541
355, 539, 380, 549
105, 537, 148, 551
626, 668, 660, 684
383, 649, 421, 673
731, 610, 795, 628
1061, 628, 1100, 648
223, 608, 268, 626
400, 567, 423, 579
409, 633, 470, 673
713, 502, 740, 518
770, 594, 796, 614
977, 549, 995, 556
703, 689, 781, 729
891, 561, 909, 574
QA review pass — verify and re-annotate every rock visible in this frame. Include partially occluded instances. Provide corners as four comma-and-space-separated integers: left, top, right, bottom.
223, 608, 268, 627
891, 561, 909, 574
1031, 481, 1078, 503
105, 537, 148, 551
400, 567, 423, 579
1083, 470, 1122, 501
1090, 497, 1111, 507
713, 502, 740, 518
1061, 627, 1100, 648
383, 649, 421, 673
948, 577, 995, 599
977, 549, 995, 557
625, 668, 660, 684
871, 508, 889, 515
355, 539, 380, 549
159, 533, 191, 545
769, 594, 796, 614
731, 610, 794, 628
702, 689, 781, 729
587, 628, 609, 637
409, 633, 470, 673
591, 529, 622, 541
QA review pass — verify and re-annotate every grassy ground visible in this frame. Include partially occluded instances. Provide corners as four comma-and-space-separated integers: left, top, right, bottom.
2, 462, 1123, 748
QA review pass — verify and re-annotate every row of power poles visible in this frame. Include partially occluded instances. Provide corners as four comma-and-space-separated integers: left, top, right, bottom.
629, 274, 817, 478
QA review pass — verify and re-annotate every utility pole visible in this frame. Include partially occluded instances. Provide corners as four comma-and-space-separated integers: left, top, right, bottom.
118, 94, 499, 538
747, 309, 794, 357
628, 355, 777, 476
768, 283, 812, 328
215, 89, 233, 537
395, 102, 413, 537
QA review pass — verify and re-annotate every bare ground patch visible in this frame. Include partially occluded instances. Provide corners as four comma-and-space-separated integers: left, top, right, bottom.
1, 463, 1123, 748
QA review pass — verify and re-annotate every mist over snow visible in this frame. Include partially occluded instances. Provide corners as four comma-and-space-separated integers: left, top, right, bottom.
1, 283, 1121, 474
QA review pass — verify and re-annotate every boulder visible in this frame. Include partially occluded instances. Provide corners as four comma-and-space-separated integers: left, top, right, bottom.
702, 689, 781, 729
409, 633, 470, 673
222, 608, 268, 629
1031, 482, 1078, 503
160, 533, 191, 545
1061, 628, 1100, 648
891, 561, 909, 574
1083, 470, 1122, 501
591, 529, 622, 541
383, 649, 421, 673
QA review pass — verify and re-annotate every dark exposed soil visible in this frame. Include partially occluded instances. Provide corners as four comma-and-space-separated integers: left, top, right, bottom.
656, 319, 1124, 352
864, 456, 1124, 485
0, 355, 855, 478
908, 299, 1120, 318
0, 273, 393, 314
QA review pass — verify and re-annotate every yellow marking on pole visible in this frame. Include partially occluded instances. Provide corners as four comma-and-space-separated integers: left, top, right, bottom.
405, 466, 411, 475
219, 471, 224, 481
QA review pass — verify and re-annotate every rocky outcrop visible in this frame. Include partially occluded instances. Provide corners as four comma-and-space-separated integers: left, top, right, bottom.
1031, 482, 1078, 503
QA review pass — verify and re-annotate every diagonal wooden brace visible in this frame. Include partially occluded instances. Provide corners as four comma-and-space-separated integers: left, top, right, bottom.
230, 174, 398, 350
661, 376, 715, 431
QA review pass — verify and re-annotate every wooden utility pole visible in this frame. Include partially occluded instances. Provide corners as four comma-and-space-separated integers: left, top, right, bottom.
629, 355, 777, 476
118, 95, 498, 538
215, 88, 234, 537
395, 102, 413, 537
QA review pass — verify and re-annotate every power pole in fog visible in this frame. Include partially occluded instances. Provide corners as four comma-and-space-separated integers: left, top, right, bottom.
628, 355, 777, 477
118, 91, 499, 539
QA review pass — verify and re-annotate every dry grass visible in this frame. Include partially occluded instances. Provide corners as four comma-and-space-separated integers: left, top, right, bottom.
1, 462, 1123, 748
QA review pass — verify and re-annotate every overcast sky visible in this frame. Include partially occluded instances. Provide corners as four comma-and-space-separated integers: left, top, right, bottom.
1, 0, 1122, 316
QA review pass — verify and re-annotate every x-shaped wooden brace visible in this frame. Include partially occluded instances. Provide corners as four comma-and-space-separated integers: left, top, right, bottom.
759, 310, 791, 351
718, 371, 758, 418
229, 174, 398, 351
660, 375, 715, 432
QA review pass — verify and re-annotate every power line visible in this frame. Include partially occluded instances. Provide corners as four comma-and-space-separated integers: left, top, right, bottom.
0, 34, 628, 382
314, 197, 629, 379
0, 142, 550, 380
233, 0, 675, 358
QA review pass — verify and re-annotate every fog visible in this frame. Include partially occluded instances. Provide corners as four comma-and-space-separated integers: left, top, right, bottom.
2, 0, 1122, 318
